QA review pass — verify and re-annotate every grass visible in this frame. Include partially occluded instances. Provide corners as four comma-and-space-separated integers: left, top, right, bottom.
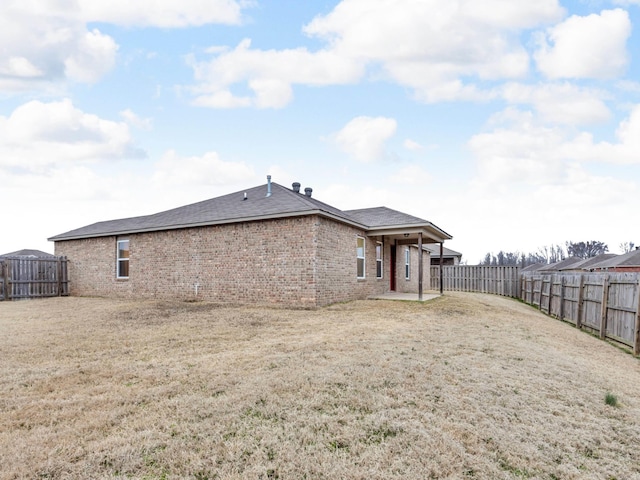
2, 292, 640, 479
605, 393, 619, 407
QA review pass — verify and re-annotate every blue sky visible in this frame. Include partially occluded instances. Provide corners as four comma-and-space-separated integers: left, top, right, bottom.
2, 0, 640, 263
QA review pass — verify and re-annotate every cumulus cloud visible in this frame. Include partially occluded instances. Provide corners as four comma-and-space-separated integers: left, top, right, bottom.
188, 0, 565, 107
534, 9, 631, 79
333, 116, 397, 162
77, 0, 247, 27
0, 99, 143, 173
469, 104, 640, 192
0, 1, 118, 93
152, 150, 255, 187
501, 82, 611, 125
188, 39, 363, 109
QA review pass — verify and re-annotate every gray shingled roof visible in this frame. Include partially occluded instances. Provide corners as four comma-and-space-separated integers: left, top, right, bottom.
49, 182, 450, 242
344, 206, 428, 228
0, 249, 56, 258
423, 244, 462, 257
590, 249, 640, 268
561, 253, 617, 270
49, 182, 360, 241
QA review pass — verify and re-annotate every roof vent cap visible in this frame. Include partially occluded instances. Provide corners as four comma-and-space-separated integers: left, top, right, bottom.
304, 187, 312, 198
292, 182, 301, 193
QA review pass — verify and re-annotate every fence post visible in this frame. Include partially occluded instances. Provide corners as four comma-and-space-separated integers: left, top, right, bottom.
2, 259, 11, 300
576, 274, 584, 330
599, 274, 610, 340
634, 276, 640, 356
559, 276, 565, 321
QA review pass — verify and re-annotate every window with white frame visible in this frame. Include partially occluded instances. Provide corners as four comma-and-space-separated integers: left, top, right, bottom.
356, 236, 365, 279
117, 238, 130, 279
405, 247, 410, 280
376, 242, 383, 279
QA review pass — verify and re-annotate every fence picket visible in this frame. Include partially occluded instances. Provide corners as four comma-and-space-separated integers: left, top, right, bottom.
0, 256, 68, 301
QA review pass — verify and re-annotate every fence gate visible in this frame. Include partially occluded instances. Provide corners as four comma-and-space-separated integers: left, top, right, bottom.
0, 256, 69, 300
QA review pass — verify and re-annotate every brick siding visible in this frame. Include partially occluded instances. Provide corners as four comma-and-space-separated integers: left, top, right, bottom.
54, 215, 414, 308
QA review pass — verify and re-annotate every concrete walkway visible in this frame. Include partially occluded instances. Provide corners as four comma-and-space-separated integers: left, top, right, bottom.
368, 291, 441, 302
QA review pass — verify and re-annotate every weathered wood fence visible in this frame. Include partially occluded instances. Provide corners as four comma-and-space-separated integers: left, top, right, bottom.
0, 256, 69, 300
430, 265, 520, 297
521, 272, 640, 355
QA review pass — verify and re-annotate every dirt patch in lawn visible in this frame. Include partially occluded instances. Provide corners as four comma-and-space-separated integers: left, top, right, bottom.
2, 293, 640, 479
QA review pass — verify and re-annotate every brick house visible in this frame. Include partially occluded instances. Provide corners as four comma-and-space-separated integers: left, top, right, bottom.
49, 179, 452, 307
588, 248, 640, 272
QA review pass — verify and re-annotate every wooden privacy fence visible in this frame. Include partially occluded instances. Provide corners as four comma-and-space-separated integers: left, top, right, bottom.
430, 265, 520, 297
0, 256, 69, 300
521, 272, 640, 355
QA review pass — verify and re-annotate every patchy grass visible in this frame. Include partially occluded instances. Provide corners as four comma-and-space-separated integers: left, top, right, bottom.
2, 293, 640, 479
605, 393, 619, 408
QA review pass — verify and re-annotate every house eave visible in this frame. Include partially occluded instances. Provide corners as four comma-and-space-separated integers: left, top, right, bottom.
365, 224, 452, 244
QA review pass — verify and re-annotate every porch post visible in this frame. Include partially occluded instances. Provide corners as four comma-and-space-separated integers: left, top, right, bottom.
439, 242, 444, 295
418, 232, 423, 301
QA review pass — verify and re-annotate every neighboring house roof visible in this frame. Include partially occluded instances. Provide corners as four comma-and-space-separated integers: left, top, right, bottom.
0, 249, 56, 258
589, 249, 640, 269
423, 244, 462, 258
521, 263, 546, 272
561, 253, 617, 271
539, 257, 583, 271
49, 181, 452, 243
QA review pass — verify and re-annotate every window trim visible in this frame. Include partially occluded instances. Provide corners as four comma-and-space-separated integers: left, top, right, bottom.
405, 247, 410, 280
376, 241, 383, 279
117, 238, 130, 279
356, 236, 366, 279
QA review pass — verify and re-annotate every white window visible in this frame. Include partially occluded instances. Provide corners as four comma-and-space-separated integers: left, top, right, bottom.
356, 236, 365, 279
117, 239, 130, 279
376, 242, 383, 279
405, 248, 410, 280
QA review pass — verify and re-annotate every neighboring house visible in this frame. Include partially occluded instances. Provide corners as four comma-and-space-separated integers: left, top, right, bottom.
558, 253, 617, 272
424, 244, 462, 265
48, 179, 452, 307
536, 257, 583, 272
588, 248, 640, 272
0, 249, 56, 259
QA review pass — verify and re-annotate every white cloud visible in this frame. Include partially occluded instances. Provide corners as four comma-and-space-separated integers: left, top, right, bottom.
390, 165, 432, 185
333, 116, 397, 162
0, 99, 142, 173
120, 109, 153, 130
152, 150, 256, 188
534, 9, 631, 79
77, 0, 247, 27
0, 1, 118, 93
188, 0, 565, 107
188, 39, 363, 109
501, 82, 611, 125
403, 139, 423, 151
469, 104, 640, 193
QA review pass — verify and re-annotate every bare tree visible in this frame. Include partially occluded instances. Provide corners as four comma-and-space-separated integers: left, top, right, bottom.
565, 240, 608, 259
536, 244, 566, 264
619, 241, 636, 253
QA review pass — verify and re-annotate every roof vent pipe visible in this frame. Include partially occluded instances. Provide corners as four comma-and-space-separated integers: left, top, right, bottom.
292, 182, 301, 193
304, 187, 312, 198
266, 175, 272, 197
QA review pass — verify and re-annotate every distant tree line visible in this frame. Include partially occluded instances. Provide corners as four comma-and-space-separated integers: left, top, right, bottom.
477, 240, 634, 267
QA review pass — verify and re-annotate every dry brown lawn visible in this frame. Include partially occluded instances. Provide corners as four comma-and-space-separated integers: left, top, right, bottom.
2, 293, 640, 480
